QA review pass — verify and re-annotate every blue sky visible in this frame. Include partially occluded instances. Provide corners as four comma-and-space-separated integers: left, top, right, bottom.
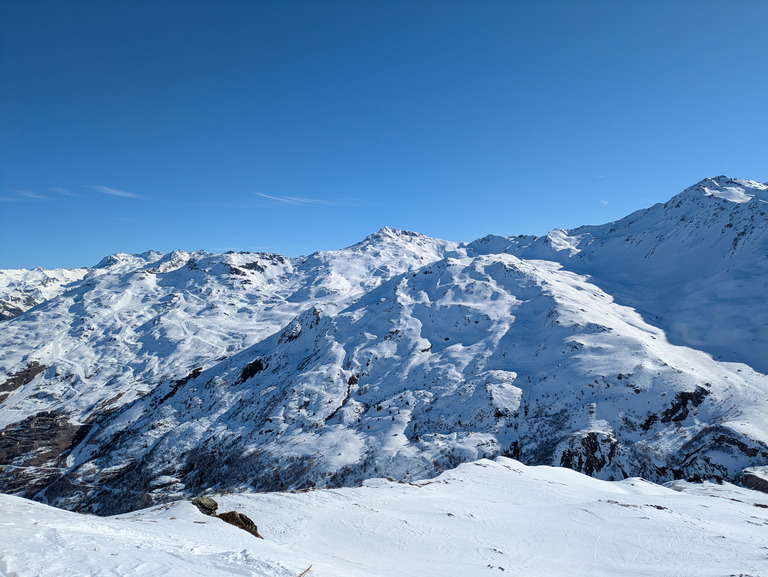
1, 0, 766, 269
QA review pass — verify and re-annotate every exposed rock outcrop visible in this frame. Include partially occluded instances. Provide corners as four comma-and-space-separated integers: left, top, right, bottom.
191, 496, 218, 516
742, 467, 768, 494
191, 496, 264, 539
217, 511, 264, 539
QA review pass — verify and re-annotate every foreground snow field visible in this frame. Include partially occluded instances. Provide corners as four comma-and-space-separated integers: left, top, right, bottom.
2, 458, 767, 577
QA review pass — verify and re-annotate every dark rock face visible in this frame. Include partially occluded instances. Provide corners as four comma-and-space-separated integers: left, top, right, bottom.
742, 467, 768, 494
238, 358, 266, 384
0, 304, 26, 321
0, 361, 46, 403
557, 431, 621, 478
660, 386, 710, 423
217, 511, 264, 539
0, 410, 87, 495
191, 496, 218, 516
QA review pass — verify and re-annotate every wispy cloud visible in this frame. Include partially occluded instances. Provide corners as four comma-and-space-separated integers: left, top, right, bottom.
18, 190, 52, 200
88, 185, 144, 199
600, 200, 609, 205
51, 187, 77, 196
256, 193, 356, 207
0, 187, 78, 202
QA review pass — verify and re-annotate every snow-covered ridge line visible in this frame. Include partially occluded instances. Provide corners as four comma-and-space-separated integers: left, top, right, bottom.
475, 175, 768, 372
42, 250, 768, 514
1, 175, 767, 515
697, 175, 768, 203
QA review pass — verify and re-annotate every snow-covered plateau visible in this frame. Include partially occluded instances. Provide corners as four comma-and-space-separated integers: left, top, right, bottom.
2, 458, 768, 577
1, 176, 767, 571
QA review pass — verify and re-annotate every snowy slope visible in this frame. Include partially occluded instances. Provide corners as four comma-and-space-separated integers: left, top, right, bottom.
469, 176, 768, 372
0, 231, 460, 497
0, 267, 88, 320
1, 176, 767, 515
43, 251, 768, 514
0, 230, 458, 429
3, 458, 768, 577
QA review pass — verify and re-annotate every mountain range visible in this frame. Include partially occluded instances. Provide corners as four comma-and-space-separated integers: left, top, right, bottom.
1, 175, 766, 515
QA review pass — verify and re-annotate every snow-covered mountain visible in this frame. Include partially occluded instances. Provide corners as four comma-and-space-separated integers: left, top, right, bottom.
0, 267, 88, 320
3, 458, 768, 577
1, 176, 766, 515
0, 230, 457, 429
470, 176, 768, 373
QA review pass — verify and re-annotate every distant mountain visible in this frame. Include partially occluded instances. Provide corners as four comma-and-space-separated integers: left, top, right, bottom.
1, 176, 766, 514
0, 267, 88, 320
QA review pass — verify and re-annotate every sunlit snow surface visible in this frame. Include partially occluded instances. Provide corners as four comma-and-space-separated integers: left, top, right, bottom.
1, 176, 768, 514
0, 230, 459, 429
2, 458, 767, 577
0, 267, 88, 320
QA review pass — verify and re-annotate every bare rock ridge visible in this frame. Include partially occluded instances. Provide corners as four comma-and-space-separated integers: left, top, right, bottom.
1, 176, 766, 514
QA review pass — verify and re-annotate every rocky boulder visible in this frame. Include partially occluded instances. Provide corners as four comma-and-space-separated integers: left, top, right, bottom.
191, 496, 263, 538
191, 496, 218, 516
742, 466, 768, 494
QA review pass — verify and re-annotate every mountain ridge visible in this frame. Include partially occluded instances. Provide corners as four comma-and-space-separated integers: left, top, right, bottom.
1, 175, 766, 514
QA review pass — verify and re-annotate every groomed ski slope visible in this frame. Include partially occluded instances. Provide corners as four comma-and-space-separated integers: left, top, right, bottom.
2, 458, 767, 577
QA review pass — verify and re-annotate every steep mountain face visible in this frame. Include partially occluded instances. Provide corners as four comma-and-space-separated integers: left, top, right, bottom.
0, 230, 458, 427
0, 267, 88, 320
0, 231, 459, 497
42, 252, 768, 514
1, 176, 766, 514
470, 176, 768, 372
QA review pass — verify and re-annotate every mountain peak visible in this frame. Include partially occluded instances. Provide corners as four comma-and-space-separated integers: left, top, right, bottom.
93, 250, 164, 270
685, 175, 768, 204
363, 226, 425, 243
342, 226, 462, 260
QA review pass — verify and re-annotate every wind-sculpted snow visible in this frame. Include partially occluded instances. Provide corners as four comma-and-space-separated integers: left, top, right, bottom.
1, 176, 767, 514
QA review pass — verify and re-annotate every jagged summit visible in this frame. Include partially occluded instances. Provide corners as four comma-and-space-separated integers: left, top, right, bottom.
364, 225, 421, 239
347, 226, 461, 257
682, 175, 768, 203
